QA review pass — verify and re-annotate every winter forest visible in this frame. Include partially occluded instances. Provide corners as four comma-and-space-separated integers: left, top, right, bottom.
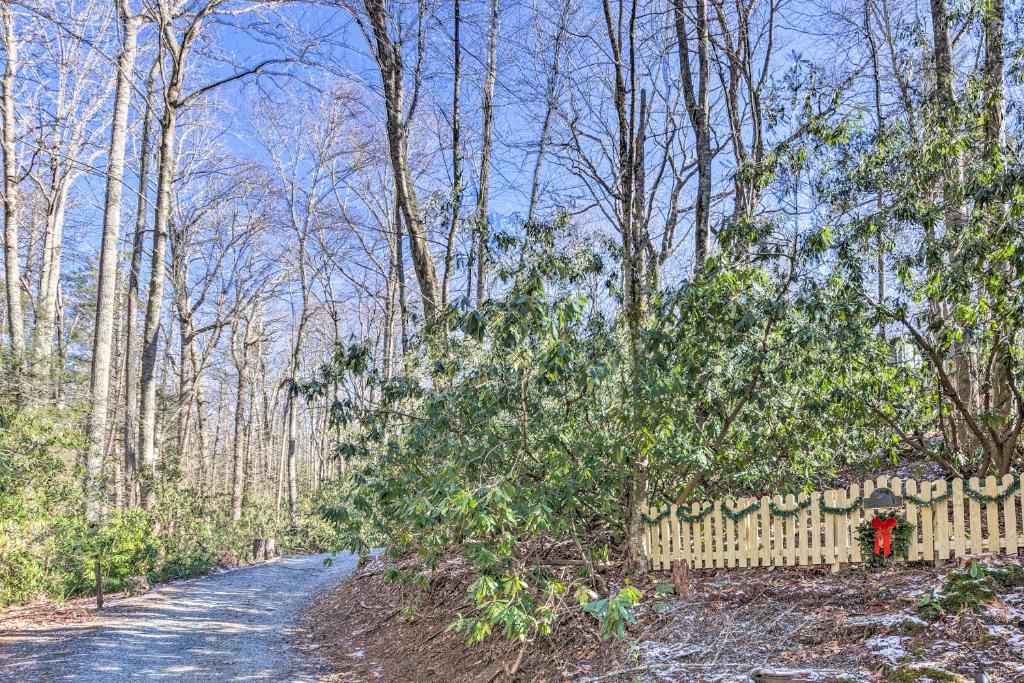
1, 0, 1023, 675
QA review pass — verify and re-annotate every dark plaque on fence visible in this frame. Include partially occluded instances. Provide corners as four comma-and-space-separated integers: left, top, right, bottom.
863, 487, 901, 509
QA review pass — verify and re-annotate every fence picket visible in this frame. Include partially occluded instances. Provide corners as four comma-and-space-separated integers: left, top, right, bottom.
663, 505, 679, 565
758, 495, 771, 567
904, 479, 919, 561
823, 489, 837, 570
645, 505, 657, 567
951, 479, 966, 559
770, 494, 783, 565
968, 477, 984, 555
684, 505, 692, 569
711, 502, 724, 568
809, 492, 821, 565
984, 475, 1000, 553
741, 497, 754, 568
701, 502, 712, 570
848, 484, 862, 564
933, 479, 950, 563
1001, 474, 1017, 555
723, 501, 736, 568
659, 506, 672, 570
920, 484, 934, 562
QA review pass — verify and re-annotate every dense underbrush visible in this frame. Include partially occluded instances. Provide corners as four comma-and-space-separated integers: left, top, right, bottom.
0, 403, 336, 607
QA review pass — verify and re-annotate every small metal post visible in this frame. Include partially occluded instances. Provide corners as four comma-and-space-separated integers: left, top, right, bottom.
94, 559, 104, 610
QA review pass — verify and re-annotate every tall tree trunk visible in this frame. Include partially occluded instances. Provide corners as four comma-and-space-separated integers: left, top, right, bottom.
395, 199, 409, 355
603, 0, 649, 575
672, 0, 710, 267
177, 321, 195, 466
34, 187, 68, 385
284, 238, 310, 529
230, 346, 248, 521
139, 96, 178, 510
124, 63, 155, 508
526, 0, 569, 224
85, 11, 140, 524
382, 213, 399, 380
982, 0, 1009, 473
982, 0, 1004, 154
441, 0, 461, 308
474, 0, 499, 309
863, 0, 885, 314
286, 388, 299, 528
362, 0, 442, 321
929, 0, 976, 461
1, 3, 24, 373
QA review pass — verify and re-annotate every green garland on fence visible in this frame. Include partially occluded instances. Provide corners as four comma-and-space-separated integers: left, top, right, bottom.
820, 494, 864, 515
678, 504, 717, 523
903, 484, 953, 506
902, 476, 1021, 507
642, 508, 672, 525
721, 499, 761, 521
641, 503, 716, 525
768, 498, 812, 518
642, 476, 1023, 527
964, 476, 1020, 503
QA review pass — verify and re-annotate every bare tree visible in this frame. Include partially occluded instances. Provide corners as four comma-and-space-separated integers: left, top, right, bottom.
29, 2, 113, 387
526, 0, 571, 224
671, 0, 711, 266
440, 0, 461, 308
1, 2, 24, 372
474, 0, 499, 308
350, 0, 442, 321
124, 60, 158, 507
85, 0, 143, 524
230, 300, 262, 521
139, 0, 280, 508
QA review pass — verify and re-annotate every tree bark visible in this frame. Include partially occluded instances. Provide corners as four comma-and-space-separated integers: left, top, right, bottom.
361, 0, 442, 321
526, 1, 569, 224
672, 0, 711, 267
139, 60, 181, 509
929, 0, 976, 460
85, 10, 140, 524
1, 3, 24, 373
230, 309, 257, 522
474, 0, 499, 309
124, 62, 156, 508
441, 0, 461, 309
602, 0, 650, 575
982, 0, 1005, 154
231, 352, 248, 522
34, 187, 69, 384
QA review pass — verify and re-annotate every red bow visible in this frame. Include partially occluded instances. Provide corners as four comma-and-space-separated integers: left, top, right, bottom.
871, 516, 898, 557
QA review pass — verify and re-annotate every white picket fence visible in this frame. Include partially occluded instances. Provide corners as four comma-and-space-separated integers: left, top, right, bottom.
645, 474, 1023, 571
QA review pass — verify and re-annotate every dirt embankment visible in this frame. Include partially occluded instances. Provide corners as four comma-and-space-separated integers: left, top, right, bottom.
307, 554, 1024, 682
303, 554, 626, 681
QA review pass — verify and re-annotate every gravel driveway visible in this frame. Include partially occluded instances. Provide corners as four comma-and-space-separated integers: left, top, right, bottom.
0, 553, 358, 682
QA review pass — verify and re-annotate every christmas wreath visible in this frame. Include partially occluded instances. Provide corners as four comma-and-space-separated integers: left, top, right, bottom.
855, 510, 913, 567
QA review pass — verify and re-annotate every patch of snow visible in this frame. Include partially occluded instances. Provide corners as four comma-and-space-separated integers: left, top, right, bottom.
985, 623, 1024, 649
864, 635, 908, 665
636, 640, 703, 662
751, 668, 870, 682
843, 614, 925, 630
